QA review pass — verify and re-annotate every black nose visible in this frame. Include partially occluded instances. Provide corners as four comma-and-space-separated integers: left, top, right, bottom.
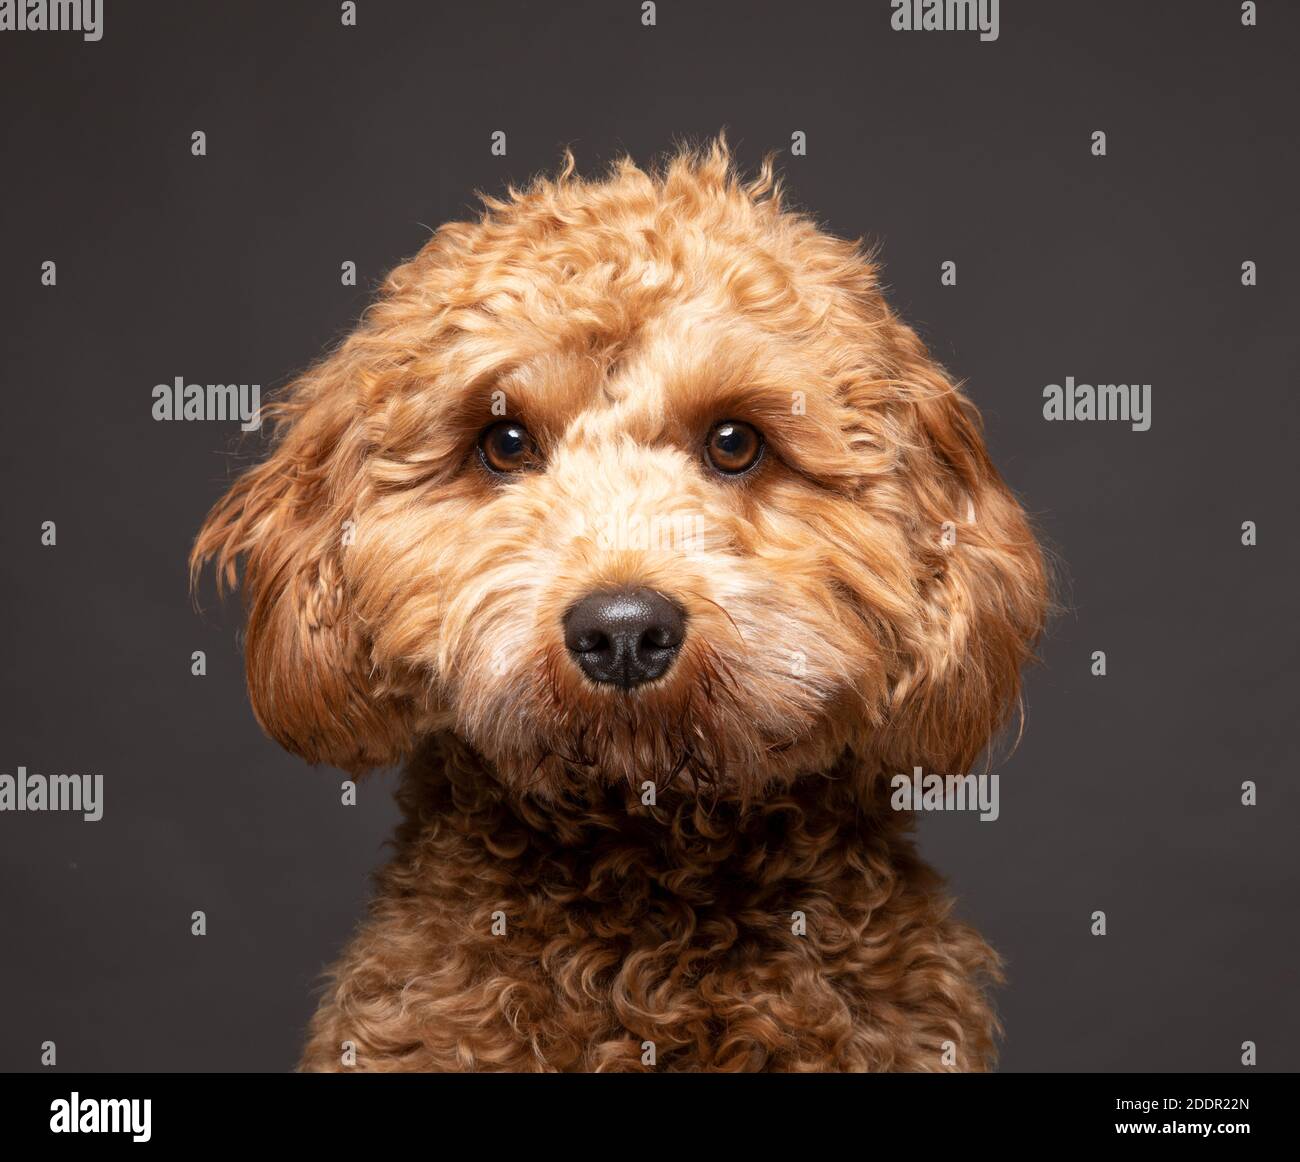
563, 588, 686, 689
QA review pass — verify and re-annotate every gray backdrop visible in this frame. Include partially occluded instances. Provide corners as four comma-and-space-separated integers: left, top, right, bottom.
1, 0, 1296, 1072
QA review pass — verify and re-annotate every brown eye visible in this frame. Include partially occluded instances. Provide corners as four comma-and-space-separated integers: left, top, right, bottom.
705, 420, 764, 475
478, 420, 538, 474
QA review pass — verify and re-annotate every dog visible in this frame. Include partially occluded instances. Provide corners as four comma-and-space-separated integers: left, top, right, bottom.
193, 139, 1047, 1072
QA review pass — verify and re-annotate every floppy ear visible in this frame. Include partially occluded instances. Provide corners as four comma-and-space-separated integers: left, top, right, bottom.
190, 339, 416, 773
878, 321, 1049, 774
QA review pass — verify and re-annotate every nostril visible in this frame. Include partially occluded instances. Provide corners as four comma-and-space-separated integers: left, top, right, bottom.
641, 624, 678, 651
571, 629, 610, 655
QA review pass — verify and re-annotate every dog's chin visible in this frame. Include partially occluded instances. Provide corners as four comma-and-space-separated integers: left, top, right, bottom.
454, 691, 845, 804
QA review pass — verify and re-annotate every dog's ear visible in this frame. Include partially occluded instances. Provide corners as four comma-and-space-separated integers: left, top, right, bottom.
190, 339, 415, 773
877, 321, 1049, 774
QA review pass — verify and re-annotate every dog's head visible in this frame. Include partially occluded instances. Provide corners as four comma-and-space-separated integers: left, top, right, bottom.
193, 141, 1047, 799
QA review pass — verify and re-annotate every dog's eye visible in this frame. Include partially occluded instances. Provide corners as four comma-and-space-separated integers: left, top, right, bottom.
478, 421, 539, 475
705, 420, 764, 475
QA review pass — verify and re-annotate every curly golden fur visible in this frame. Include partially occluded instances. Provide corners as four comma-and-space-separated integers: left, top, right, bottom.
193, 138, 1047, 1072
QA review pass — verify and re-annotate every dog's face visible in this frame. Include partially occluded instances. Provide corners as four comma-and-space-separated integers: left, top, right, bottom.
194, 145, 1046, 798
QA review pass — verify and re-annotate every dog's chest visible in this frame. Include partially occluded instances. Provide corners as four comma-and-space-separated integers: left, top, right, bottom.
387, 799, 889, 1069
